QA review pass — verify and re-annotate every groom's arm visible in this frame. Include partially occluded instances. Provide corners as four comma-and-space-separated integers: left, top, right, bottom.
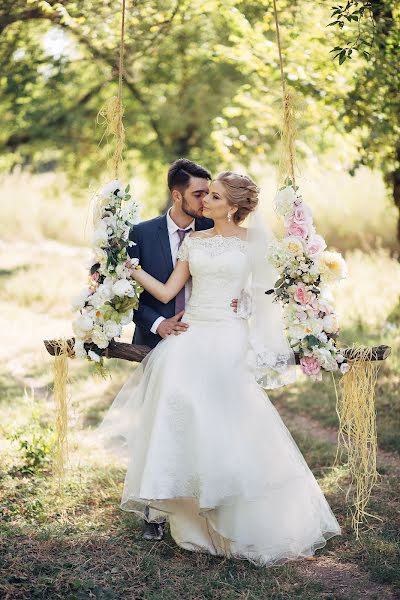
128, 225, 165, 334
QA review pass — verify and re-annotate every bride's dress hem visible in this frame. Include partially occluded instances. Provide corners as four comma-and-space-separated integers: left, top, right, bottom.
120, 492, 341, 568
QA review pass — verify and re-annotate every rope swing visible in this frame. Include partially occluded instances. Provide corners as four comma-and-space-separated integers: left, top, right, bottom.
96, 0, 127, 179
44, 0, 386, 535
271, 1, 381, 537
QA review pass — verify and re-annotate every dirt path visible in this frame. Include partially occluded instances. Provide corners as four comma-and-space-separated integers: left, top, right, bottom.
276, 403, 400, 477
298, 556, 398, 600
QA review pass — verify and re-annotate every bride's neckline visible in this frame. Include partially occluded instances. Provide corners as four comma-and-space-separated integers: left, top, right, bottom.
191, 233, 248, 243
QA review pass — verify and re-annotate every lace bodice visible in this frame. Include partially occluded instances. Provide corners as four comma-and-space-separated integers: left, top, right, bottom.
177, 234, 249, 322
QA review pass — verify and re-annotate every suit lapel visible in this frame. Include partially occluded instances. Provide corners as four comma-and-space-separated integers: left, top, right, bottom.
157, 214, 173, 273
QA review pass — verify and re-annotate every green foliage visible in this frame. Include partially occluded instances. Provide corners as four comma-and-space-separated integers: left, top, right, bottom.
8, 412, 54, 476
328, 1, 375, 63
329, 1, 400, 232
0, 1, 357, 191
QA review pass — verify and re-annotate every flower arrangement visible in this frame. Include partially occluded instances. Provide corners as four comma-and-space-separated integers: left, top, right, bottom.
71, 179, 142, 368
268, 182, 348, 380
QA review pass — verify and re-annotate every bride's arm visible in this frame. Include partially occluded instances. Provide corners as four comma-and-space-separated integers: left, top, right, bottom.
128, 259, 190, 304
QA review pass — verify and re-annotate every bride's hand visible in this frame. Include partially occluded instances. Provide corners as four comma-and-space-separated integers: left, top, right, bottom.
125, 258, 140, 275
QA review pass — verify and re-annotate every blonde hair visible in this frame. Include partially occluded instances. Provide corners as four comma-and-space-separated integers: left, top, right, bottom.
215, 171, 259, 223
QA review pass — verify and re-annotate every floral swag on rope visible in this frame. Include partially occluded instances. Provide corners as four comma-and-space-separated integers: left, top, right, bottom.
71, 180, 142, 369
268, 182, 348, 380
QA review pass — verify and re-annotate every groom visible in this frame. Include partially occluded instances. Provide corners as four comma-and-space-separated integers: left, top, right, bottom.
128, 159, 214, 540
128, 158, 213, 348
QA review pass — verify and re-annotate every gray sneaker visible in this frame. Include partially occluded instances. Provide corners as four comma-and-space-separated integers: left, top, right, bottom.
143, 520, 166, 541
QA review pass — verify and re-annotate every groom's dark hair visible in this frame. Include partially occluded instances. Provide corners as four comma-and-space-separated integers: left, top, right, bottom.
168, 158, 211, 192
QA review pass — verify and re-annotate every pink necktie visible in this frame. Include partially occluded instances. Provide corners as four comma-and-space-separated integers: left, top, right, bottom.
175, 229, 189, 313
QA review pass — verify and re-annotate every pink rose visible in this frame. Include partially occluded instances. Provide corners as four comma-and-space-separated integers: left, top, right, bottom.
306, 234, 326, 258
287, 220, 309, 239
300, 356, 322, 378
293, 283, 314, 306
291, 204, 312, 226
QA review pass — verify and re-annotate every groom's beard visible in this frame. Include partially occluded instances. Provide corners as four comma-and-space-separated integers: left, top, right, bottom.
182, 197, 203, 220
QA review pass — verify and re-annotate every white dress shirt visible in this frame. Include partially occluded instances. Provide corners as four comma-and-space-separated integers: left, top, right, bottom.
150, 208, 195, 334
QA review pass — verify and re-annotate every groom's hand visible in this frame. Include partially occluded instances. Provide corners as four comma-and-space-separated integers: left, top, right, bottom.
157, 310, 189, 338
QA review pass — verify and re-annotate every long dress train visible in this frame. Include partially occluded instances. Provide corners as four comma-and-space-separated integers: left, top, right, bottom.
99, 234, 341, 566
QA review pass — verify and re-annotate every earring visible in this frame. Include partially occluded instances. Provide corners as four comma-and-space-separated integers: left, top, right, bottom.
227, 213, 232, 222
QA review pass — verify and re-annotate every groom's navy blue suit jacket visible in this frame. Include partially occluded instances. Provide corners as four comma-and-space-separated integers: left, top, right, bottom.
128, 213, 213, 349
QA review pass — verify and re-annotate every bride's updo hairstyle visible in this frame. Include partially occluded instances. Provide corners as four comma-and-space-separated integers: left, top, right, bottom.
215, 171, 260, 223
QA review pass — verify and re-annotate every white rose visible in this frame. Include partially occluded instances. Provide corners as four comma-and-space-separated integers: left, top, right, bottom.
72, 314, 94, 338
322, 313, 339, 334
93, 221, 109, 246
88, 350, 101, 363
103, 320, 122, 340
340, 362, 350, 374
93, 247, 108, 264
100, 179, 123, 199
71, 288, 90, 312
116, 263, 130, 277
274, 186, 297, 217
120, 308, 134, 326
91, 326, 109, 349
113, 278, 134, 297
88, 283, 113, 309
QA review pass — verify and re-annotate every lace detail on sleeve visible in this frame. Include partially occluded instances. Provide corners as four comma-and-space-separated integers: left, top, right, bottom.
236, 288, 252, 319
176, 235, 191, 262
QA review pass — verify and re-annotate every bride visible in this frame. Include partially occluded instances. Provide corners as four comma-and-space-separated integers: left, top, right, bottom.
99, 171, 341, 566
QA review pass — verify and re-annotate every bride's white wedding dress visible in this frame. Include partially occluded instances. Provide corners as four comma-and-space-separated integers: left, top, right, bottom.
100, 234, 341, 566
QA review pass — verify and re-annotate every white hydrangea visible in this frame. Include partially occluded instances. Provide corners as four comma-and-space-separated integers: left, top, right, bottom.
274, 186, 297, 217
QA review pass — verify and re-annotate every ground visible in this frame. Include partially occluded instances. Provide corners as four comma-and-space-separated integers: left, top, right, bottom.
0, 236, 399, 600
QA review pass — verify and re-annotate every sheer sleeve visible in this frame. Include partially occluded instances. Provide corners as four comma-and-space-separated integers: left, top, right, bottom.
176, 235, 191, 262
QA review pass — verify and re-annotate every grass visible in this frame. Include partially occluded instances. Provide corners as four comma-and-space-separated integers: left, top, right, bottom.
1, 168, 400, 598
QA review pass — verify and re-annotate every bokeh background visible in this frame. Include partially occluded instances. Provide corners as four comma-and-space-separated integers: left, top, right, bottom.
0, 2, 399, 599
